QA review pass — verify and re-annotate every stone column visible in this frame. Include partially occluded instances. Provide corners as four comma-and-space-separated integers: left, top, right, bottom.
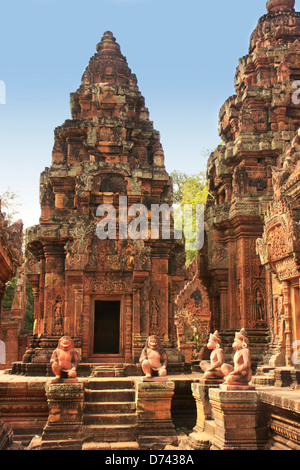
35, 382, 84, 450
43, 242, 66, 337
135, 380, 177, 449
125, 294, 133, 362
73, 286, 83, 338
219, 277, 228, 331
209, 388, 268, 450
283, 281, 293, 365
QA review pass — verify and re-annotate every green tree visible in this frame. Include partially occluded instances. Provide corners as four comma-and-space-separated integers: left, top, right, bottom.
171, 170, 209, 265
2, 277, 18, 310
0, 189, 22, 226
25, 280, 34, 330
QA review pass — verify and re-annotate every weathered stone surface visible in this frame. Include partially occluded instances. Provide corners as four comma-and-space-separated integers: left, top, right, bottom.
32, 382, 85, 450
209, 388, 268, 450
197, 0, 300, 369
258, 386, 300, 450
136, 380, 177, 449
22, 31, 186, 373
191, 381, 220, 433
175, 259, 211, 362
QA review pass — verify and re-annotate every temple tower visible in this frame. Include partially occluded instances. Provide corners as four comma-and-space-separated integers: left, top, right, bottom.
199, 0, 300, 365
24, 32, 186, 373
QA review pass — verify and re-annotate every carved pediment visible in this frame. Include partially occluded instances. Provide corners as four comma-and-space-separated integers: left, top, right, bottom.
175, 274, 211, 318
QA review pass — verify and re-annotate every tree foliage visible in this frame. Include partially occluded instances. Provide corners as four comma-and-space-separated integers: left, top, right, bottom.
171, 170, 209, 265
0, 189, 22, 226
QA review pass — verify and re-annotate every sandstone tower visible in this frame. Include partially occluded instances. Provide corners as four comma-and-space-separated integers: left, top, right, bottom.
23, 32, 186, 374
199, 0, 300, 366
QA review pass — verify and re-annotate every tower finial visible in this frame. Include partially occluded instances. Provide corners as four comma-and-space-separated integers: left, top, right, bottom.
266, 0, 295, 12
96, 31, 120, 54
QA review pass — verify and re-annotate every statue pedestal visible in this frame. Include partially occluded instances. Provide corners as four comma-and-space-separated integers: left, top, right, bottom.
186, 379, 222, 450
33, 382, 84, 450
209, 388, 268, 450
191, 379, 223, 432
136, 380, 177, 449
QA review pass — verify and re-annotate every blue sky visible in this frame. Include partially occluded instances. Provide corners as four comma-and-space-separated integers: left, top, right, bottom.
0, 0, 290, 229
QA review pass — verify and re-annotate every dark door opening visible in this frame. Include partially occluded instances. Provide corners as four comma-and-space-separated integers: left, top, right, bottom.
94, 300, 120, 355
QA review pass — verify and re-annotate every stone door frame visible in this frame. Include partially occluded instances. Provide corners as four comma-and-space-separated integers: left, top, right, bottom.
88, 294, 125, 363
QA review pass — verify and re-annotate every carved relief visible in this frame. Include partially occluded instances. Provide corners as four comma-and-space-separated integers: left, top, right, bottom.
53, 296, 64, 336
84, 273, 132, 293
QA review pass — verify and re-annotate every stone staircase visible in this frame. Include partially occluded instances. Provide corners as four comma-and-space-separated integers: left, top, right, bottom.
251, 366, 275, 386
82, 378, 139, 450
90, 364, 126, 378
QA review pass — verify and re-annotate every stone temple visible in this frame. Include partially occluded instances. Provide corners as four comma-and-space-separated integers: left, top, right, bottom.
23, 31, 186, 376
0, 0, 300, 452
199, 0, 300, 374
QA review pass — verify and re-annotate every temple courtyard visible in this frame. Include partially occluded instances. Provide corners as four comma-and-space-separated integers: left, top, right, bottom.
1, 0, 300, 452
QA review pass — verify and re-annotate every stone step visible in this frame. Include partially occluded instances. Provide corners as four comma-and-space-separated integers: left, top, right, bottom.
83, 412, 137, 426
82, 441, 139, 451
251, 375, 275, 386
84, 389, 135, 402
85, 379, 134, 390
83, 424, 138, 443
90, 364, 126, 378
252, 366, 275, 386
84, 401, 136, 414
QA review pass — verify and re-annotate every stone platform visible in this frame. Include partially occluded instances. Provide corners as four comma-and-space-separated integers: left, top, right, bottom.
0, 371, 199, 448
1, 371, 300, 450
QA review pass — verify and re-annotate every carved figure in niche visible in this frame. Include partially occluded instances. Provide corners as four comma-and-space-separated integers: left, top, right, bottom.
221, 328, 253, 388
200, 331, 225, 381
254, 289, 265, 323
139, 335, 167, 381
53, 296, 64, 336
233, 165, 249, 196
150, 297, 159, 329
191, 288, 202, 306
50, 336, 80, 383
140, 278, 150, 334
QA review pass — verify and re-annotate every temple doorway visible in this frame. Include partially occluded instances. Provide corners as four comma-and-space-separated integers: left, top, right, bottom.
93, 300, 121, 355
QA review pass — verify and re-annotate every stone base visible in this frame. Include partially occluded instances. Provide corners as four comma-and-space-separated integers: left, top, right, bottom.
50, 377, 78, 384
141, 376, 168, 383
136, 380, 177, 449
186, 431, 212, 450
191, 381, 220, 433
41, 382, 84, 445
197, 378, 224, 386
219, 384, 256, 391
209, 388, 268, 450
28, 435, 83, 451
